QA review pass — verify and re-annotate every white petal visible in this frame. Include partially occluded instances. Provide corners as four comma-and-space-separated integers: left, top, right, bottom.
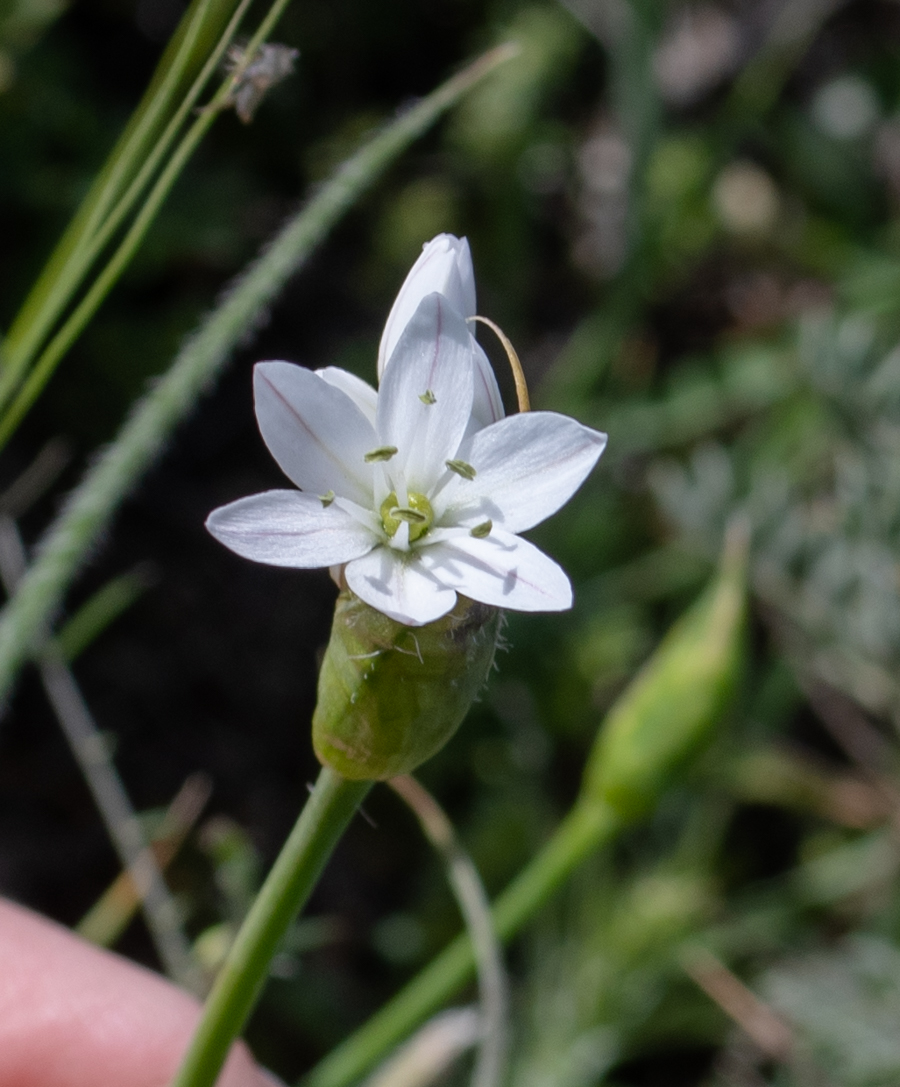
469, 341, 505, 430
345, 546, 458, 626
420, 529, 572, 612
206, 491, 377, 567
378, 235, 476, 378
443, 412, 607, 533
316, 367, 378, 427
254, 362, 376, 507
376, 294, 474, 494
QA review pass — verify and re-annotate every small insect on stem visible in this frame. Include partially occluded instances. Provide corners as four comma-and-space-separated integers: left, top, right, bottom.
225, 42, 299, 123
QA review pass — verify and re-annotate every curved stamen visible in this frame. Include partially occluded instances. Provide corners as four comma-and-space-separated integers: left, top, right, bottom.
446, 459, 477, 481
468, 315, 530, 413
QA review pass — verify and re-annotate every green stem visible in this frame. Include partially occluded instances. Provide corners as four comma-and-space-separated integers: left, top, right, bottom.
0, 43, 517, 703
0, 0, 240, 391
0, 0, 293, 446
389, 776, 508, 1087
0, 62, 226, 448
303, 800, 620, 1087
172, 767, 371, 1087
0, 0, 253, 404
0, 0, 304, 437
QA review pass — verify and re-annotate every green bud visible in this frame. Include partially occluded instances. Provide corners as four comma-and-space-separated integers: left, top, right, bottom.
313, 592, 503, 780
582, 529, 747, 819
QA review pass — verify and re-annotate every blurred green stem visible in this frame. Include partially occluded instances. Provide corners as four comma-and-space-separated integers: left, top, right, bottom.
0, 515, 202, 993
389, 776, 508, 1087
171, 766, 370, 1087
0, 43, 517, 702
303, 800, 619, 1087
0, 0, 243, 398
0, 0, 301, 446
540, 0, 661, 411
608, 0, 663, 269
0, 27, 239, 447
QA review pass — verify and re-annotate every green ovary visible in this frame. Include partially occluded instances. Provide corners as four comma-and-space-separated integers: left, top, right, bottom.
380, 491, 434, 543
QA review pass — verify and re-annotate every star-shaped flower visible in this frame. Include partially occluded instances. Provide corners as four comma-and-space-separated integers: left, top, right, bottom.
206, 235, 607, 626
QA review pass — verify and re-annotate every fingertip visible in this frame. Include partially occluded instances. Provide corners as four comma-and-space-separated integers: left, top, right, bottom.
0, 898, 276, 1087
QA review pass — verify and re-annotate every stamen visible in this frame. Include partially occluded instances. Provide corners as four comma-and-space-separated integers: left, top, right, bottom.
419, 390, 437, 405
365, 445, 399, 463
470, 520, 492, 538
468, 315, 530, 413
446, 459, 477, 481
319, 490, 335, 508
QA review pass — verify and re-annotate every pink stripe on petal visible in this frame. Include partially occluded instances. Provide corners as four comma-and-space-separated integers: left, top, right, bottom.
254, 363, 376, 506
206, 490, 376, 568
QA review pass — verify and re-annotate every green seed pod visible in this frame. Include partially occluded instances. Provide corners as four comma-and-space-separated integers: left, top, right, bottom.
313, 592, 503, 780
582, 529, 748, 820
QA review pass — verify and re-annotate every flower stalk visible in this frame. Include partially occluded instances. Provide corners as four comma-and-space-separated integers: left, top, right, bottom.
170, 766, 370, 1087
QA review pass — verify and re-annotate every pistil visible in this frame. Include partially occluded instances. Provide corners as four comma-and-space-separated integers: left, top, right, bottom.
380, 491, 434, 543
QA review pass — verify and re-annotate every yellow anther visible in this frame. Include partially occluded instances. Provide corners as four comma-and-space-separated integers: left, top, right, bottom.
446, 459, 476, 480
365, 446, 399, 463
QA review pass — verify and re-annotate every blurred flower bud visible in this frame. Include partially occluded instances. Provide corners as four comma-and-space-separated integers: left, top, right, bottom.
313, 591, 503, 780
582, 528, 747, 819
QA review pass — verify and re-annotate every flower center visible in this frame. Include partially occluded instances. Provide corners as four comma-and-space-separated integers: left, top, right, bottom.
380, 491, 434, 543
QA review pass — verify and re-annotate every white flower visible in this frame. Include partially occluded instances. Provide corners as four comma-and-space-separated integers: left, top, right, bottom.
379, 233, 505, 430
206, 238, 607, 627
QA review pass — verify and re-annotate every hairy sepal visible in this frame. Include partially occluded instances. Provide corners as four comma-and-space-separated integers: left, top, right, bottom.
313, 591, 502, 780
